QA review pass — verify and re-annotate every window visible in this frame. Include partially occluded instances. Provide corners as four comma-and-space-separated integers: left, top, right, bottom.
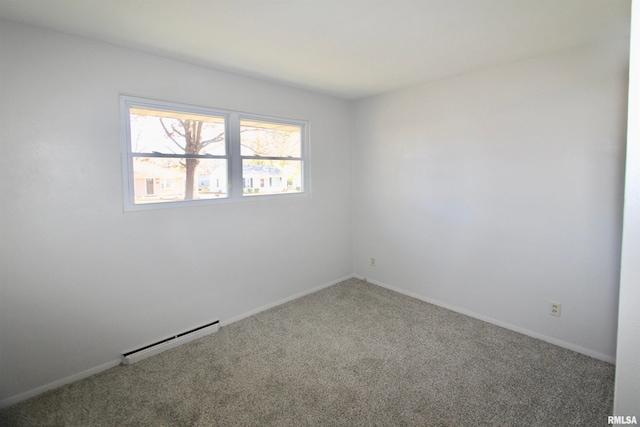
145, 178, 155, 195
240, 118, 304, 196
121, 96, 308, 210
161, 178, 177, 190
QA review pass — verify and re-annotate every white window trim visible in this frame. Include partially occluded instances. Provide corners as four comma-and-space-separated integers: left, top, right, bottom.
121, 96, 310, 211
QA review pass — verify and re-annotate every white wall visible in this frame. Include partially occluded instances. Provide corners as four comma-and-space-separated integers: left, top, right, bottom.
0, 15, 633, 410
353, 38, 629, 362
614, 0, 640, 415
0, 20, 353, 404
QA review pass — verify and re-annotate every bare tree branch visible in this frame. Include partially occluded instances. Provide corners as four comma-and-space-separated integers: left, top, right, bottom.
200, 131, 226, 147
174, 120, 187, 138
159, 118, 186, 152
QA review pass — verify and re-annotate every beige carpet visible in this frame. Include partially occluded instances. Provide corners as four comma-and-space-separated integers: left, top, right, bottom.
0, 278, 615, 426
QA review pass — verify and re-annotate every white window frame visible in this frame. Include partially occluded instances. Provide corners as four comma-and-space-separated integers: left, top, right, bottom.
121, 96, 309, 211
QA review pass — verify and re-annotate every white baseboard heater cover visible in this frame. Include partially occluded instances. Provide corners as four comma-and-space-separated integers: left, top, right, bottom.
121, 319, 220, 365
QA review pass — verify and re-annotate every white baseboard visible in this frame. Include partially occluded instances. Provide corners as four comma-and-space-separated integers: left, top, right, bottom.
0, 359, 121, 409
9, 273, 601, 410
221, 275, 353, 326
355, 274, 616, 364
1, 274, 353, 409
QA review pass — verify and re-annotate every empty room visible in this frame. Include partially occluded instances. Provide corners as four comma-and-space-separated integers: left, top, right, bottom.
1, 0, 639, 425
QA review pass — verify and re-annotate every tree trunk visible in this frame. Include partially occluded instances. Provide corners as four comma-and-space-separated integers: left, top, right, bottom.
183, 120, 203, 200
184, 158, 199, 200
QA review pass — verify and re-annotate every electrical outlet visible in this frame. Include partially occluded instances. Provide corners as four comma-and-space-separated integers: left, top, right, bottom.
371, 257, 376, 267
550, 302, 561, 317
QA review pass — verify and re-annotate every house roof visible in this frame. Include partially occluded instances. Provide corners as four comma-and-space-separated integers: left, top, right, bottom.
243, 165, 283, 178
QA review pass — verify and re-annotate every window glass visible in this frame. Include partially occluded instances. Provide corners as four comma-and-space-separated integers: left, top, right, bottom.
242, 159, 302, 196
130, 107, 226, 156
240, 119, 301, 157
132, 158, 227, 204
122, 97, 307, 210
240, 119, 303, 196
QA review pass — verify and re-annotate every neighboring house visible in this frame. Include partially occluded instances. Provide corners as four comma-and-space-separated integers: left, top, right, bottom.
198, 168, 228, 195
133, 159, 185, 202
135, 162, 293, 201
242, 164, 288, 193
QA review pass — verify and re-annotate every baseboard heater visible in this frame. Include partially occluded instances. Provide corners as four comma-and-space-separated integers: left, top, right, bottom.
121, 319, 220, 365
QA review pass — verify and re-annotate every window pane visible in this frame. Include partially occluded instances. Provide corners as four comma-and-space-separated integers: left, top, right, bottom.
242, 159, 302, 196
240, 119, 301, 157
130, 107, 226, 156
133, 157, 228, 204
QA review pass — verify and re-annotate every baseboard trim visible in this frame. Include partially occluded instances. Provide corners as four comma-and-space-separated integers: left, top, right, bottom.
221, 275, 353, 326
0, 359, 121, 409
0, 275, 354, 408
9, 273, 599, 409
355, 274, 615, 364
1, 275, 353, 409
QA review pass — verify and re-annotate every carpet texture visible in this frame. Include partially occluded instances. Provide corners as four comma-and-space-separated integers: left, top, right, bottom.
0, 278, 615, 426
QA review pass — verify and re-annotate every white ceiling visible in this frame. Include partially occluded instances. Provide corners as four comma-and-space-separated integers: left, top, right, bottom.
0, 0, 631, 99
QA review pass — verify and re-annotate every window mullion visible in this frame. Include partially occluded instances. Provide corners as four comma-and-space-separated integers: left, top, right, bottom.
132, 153, 227, 160
241, 156, 302, 161
122, 95, 307, 210
228, 113, 242, 199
